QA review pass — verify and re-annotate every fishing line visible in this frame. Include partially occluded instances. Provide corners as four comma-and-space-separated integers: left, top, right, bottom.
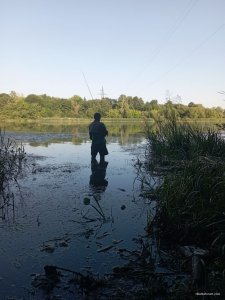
81, 71, 94, 100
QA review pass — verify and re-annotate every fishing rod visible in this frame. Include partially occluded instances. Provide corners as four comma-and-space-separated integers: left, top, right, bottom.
82, 71, 94, 100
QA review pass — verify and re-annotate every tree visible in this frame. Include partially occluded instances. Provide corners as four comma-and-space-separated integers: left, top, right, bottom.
106, 109, 121, 118
0, 93, 11, 106
127, 96, 144, 111
70, 95, 83, 117
117, 95, 130, 118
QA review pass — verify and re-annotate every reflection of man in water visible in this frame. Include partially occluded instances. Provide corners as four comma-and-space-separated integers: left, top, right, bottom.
89, 113, 108, 162
90, 161, 108, 191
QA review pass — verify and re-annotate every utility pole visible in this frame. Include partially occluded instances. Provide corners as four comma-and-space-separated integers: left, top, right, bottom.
99, 86, 107, 99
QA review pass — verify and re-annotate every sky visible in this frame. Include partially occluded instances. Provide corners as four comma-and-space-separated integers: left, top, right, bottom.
1, 0, 225, 108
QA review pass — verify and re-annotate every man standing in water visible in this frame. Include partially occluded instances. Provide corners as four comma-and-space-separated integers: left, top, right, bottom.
89, 112, 108, 163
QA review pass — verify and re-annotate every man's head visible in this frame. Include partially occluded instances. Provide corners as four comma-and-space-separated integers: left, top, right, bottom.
94, 112, 101, 121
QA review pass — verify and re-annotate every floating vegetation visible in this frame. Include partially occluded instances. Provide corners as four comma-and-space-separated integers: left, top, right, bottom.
30, 236, 195, 299
31, 238, 159, 299
81, 195, 113, 224
40, 236, 70, 253
0, 130, 26, 220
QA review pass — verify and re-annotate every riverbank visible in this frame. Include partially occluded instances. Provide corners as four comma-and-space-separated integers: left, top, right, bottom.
1, 117, 225, 125
0, 117, 146, 125
138, 116, 225, 297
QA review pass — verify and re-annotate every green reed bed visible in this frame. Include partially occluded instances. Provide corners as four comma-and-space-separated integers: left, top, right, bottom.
145, 116, 225, 162
143, 116, 225, 293
0, 131, 26, 220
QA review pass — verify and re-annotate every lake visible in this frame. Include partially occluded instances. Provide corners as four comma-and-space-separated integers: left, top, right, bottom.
0, 121, 152, 299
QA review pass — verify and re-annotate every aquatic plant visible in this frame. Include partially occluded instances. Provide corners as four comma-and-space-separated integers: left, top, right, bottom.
83, 195, 108, 222
0, 130, 26, 219
145, 114, 225, 165
142, 115, 225, 293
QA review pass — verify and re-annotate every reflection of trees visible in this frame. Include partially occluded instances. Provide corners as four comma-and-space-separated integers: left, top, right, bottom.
120, 125, 130, 145
108, 123, 145, 145
71, 136, 84, 145
1, 122, 89, 134
29, 141, 50, 147
21, 121, 219, 147
2, 122, 146, 145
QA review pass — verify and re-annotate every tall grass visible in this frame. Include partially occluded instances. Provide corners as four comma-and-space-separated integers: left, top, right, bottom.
145, 114, 225, 163
143, 115, 225, 292
0, 130, 26, 220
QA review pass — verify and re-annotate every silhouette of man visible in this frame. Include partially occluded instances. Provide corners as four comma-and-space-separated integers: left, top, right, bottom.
89, 112, 108, 162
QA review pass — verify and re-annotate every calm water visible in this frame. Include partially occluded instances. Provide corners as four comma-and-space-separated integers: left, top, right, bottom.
0, 122, 151, 298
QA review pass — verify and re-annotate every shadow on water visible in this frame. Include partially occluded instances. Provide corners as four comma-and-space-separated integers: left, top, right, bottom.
89, 161, 108, 192
87, 161, 109, 223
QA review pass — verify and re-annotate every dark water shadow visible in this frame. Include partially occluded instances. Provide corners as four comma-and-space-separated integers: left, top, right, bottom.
89, 161, 108, 193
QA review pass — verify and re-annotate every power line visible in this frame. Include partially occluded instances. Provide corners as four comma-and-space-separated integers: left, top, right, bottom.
218, 91, 225, 101
138, 23, 225, 91
123, 0, 199, 90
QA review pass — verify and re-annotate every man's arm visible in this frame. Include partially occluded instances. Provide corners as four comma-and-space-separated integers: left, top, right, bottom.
102, 123, 108, 137
89, 124, 93, 140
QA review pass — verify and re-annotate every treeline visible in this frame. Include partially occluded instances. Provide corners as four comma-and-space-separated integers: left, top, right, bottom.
0, 91, 224, 119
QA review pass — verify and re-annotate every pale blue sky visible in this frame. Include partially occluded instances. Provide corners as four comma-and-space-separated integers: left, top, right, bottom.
1, 0, 225, 107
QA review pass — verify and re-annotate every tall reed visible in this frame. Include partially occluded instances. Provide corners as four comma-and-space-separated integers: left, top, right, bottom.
0, 130, 26, 219
143, 115, 225, 292
145, 114, 225, 164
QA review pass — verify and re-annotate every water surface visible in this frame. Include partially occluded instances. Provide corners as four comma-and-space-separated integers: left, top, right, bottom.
0, 122, 149, 298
